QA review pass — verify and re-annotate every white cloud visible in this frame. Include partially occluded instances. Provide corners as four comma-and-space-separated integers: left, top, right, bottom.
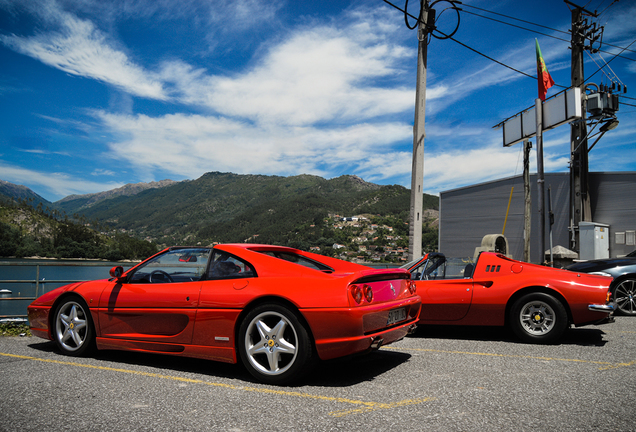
0, 161, 124, 200
161, 11, 413, 126
2, 0, 633, 203
91, 169, 116, 176
97, 111, 413, 181
0, 1, 166, 99
206, 0, 282, 31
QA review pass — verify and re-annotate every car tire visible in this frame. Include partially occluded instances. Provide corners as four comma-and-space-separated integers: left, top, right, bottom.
510, 293, 568, 344
613, 277, 636, 316
53, 296, 95, 356
238, 303, 314, 385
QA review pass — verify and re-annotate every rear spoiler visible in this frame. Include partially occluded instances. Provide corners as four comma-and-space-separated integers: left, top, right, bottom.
350, 268, 411, 284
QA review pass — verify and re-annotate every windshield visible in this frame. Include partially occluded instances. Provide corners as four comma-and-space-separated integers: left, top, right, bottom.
401, 256, 426, 270
129, 248, 211, 283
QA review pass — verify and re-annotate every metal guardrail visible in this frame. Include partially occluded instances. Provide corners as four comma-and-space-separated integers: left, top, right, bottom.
0, 261, 114, 320
1, 260, 389, 321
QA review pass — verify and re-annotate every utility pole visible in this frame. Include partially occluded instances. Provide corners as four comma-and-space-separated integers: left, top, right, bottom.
567, 0, 600, 253
523, 139, 532, 262
409, 0, 433, 261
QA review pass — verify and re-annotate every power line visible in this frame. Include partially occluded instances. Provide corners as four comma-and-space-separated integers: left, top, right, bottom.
596, 0, 620, 20
383, 1, 543, 82
460, 9, 571, 43
383, 0, 632, 91
461, 4, 636, 58
584, 38, 636, 84
446, 35, 545, 82
461, 4, 569, 36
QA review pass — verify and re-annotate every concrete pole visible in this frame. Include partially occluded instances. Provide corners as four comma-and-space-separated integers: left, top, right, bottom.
408, 2, 428, 261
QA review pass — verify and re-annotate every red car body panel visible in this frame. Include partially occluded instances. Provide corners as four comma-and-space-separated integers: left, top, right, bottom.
408, 252, 612, 328
28, 244, 421, 366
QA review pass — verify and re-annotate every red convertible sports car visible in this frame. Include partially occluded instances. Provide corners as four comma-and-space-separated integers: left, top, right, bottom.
28, 244, 421, 384
403, 252, 615, 343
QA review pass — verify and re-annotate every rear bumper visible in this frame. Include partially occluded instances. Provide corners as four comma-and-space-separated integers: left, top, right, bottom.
579, 303, 615, 327
302, 297, 421, 361
588, 303, 615, 313
312, 318, 419, 360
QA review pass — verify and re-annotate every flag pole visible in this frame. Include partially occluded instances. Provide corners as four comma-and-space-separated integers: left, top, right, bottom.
535, 98, 546, 264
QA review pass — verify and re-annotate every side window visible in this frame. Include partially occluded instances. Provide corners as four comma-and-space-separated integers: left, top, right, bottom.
411, 256, 474, 280
444, 258, 474, 279
423, 256, 445, 280
208, 251, 256, 280
258, 251, 333, 272
129, 249, 211, 283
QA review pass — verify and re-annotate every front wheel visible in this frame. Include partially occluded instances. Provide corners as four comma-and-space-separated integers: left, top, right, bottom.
238, 304, 314, 385
613, 278, 636, 316
53, 297, 95, 356
510, 293, 568, 344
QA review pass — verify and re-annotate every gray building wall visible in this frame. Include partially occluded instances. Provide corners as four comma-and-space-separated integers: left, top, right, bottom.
439, 172, 636, 263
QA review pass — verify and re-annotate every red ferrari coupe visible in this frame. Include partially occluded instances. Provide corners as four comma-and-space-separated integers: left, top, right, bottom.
403, 252, 614, 343
28, 244, 421, 384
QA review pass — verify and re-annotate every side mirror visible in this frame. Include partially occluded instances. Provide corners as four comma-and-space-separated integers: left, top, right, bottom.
109, 266, 124, 280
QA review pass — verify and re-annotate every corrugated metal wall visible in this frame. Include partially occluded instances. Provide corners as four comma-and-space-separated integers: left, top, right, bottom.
439, 172, 636, 263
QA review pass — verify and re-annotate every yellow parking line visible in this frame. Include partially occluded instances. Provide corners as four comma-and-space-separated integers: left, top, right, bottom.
0, 352, 434, 417
598, 360, 636, 371
329, 397, 436, 417
385, 346, 635, 370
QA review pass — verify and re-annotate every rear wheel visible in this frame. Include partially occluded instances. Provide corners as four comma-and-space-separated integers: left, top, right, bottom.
53, 297, 95, 356
238, 303, 314, 385
613, 278, 636, 316
510, 293, 568, 344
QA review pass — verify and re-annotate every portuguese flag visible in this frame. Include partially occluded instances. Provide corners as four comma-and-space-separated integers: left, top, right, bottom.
536, 39, 555, 101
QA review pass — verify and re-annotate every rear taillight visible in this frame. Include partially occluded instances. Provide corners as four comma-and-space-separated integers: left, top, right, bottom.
350, 284, 373, 304
408, 281, 417, 294
364, 284, 373, 303
351, 284, 363, 304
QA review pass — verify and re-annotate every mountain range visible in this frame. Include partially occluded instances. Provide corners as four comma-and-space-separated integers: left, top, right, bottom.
1, 172, 438, 249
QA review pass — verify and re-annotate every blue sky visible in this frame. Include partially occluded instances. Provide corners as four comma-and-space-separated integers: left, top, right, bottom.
1, 0, 635, 202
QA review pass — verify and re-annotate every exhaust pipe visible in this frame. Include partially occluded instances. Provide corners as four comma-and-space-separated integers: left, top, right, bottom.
370, 337, 384, 349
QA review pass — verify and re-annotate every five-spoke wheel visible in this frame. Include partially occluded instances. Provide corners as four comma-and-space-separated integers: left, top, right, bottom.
53, 297, 95, 356
510, 293, 568, 344
613, 278, 636, 316
238, 304, 314, 385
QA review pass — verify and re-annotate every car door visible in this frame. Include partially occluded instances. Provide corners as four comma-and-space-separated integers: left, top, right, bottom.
97, 248, 210, 345
412, 254, 473, 321
417, 279, 474, 321
190, 251, 257, 348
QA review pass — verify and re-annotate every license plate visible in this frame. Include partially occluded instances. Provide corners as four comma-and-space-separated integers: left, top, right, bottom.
387, 308, 407, 325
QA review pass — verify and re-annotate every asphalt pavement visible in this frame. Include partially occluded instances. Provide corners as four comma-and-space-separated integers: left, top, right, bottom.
1, 317, 634, 431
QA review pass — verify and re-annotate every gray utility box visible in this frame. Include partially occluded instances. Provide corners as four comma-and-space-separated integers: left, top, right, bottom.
579, 222, 610, 260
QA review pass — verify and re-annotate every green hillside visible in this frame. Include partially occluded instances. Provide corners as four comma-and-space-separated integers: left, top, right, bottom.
56, 172, 438, 248
0, 198, 157, 260
1, 172, 439, 261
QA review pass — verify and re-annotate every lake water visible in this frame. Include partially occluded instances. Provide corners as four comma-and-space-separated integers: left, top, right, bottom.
0, 258, 137, 319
